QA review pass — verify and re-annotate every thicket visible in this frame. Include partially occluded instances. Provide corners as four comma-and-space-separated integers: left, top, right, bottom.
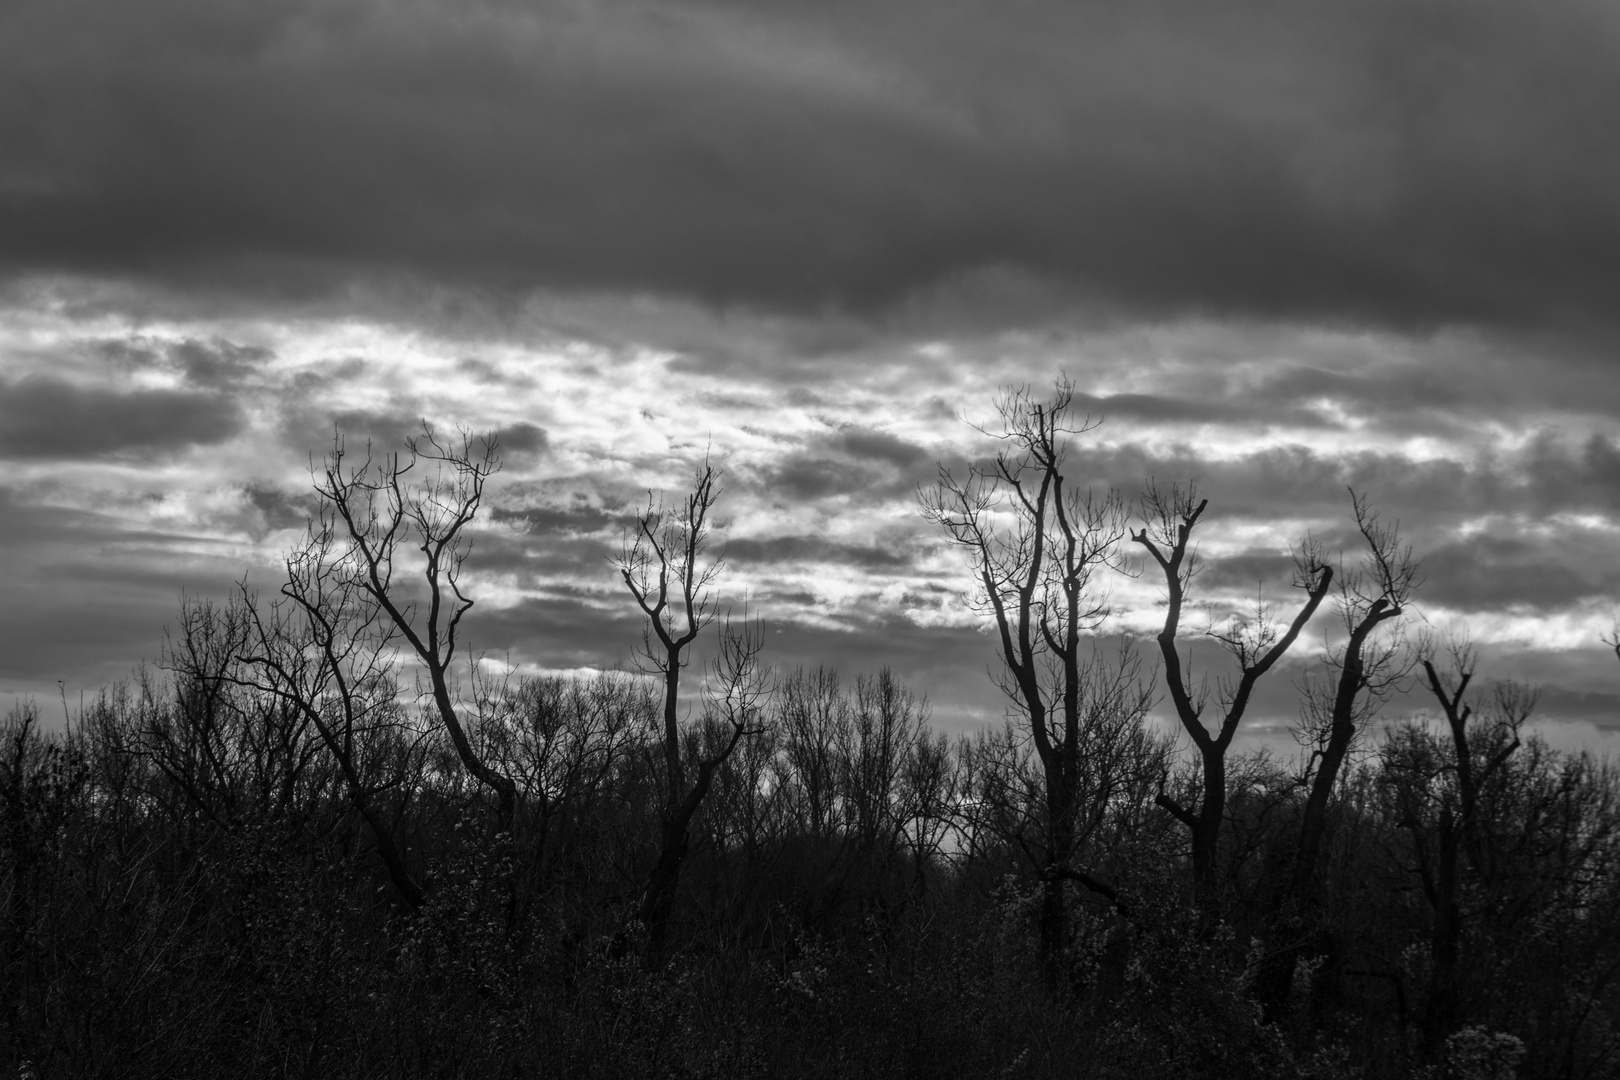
3, 401, 1618, 1079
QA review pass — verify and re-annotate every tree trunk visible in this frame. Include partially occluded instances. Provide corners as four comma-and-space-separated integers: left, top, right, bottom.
1191, 749, 1226, 933
639, 815, 691, 964
1040, 782, 1075, 996
1423, 810, 1462, 1061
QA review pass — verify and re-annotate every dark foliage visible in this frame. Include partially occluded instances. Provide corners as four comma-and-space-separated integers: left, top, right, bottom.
4, 640, 1617, 1079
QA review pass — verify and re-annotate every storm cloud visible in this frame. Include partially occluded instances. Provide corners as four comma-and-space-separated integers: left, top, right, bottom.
0, 375, 242, 458
3, 0, 1620, 332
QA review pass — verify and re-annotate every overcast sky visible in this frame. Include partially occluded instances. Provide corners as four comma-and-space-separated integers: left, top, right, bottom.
4, 0, 1620, 751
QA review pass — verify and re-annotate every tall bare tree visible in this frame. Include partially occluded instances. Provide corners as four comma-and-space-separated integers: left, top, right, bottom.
619, 462, 768, 963
1133, 483, 1333, 928
921, 379, 1146, 994
1287, 490, 1419, 909
308, 426, 517, 834
1253, 492, 1420, 1014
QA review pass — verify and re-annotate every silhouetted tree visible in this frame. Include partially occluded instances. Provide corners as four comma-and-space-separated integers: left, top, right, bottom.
922, 379, 1150, 995
1255, 492, 1420, 1014
619, 461, 768, 963
1288, 491, 1419, 911
309, 426, 517, 834
1133, 482, 1333, 929
1381, 634, 1537, 1059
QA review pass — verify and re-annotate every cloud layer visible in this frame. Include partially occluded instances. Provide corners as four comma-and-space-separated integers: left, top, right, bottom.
0, 303, 1615, 736
5, 0, 1620, 332
1, 1, 1618, 740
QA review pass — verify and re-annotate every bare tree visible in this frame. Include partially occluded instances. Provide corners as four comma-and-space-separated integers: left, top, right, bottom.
619, 462, 768, 963
921, 379, 1143, 993
1133, 482, 1333, 928
1384, 633, 1536, 1058
1288, 490, 1420, 908
1420, 637, 1533, 885
1249, 492, 1419, 1015
308, 427, 517, 834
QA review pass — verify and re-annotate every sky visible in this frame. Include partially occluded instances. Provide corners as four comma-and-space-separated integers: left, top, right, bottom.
3, 0, 1620, 753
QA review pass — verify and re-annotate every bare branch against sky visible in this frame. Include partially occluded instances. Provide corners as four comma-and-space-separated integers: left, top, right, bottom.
1, 0, 1618, 745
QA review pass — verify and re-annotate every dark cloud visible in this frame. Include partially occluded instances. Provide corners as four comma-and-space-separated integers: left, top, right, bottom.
467, 525, 616, 581
172, 338, 271, 389
280, 406, 423, 458
468, 594, 644, 674
1192, 520, 1620, 616
285, 409, 544, 466
0, 375, 242, 458
1246, 364, 1472, 417
454, 357, 534, 389
756, 425, 932, 502
1197, 550, 1302, 594
88, 338, 165, 372
1522, 432, 1620, 515
293, 357, 370, 388
1077, 391, 1334, 431
330, 409, 425, 450
1062, 434, 1620, 527
759, 455, 884, 502
1421, 527, 1620, 613
75, 334, 269, 390
725, 534, 912, 570
491, 422, 549, 461
456, 358, 501, 382
4, 0, 1620, 331
489, 500, 620, 537
242, 482, 313, 534
833, 427, 930, 469
1085, 431, 1620, 613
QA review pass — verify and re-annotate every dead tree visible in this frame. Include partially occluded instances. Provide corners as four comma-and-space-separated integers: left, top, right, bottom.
921, 379, 1145, 995
1254, 491, 1419, 1014
1289, 490, 1420, 908
311, 427, 517, 834
619, 462, 767, 964
1133, 483, 1332, 929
